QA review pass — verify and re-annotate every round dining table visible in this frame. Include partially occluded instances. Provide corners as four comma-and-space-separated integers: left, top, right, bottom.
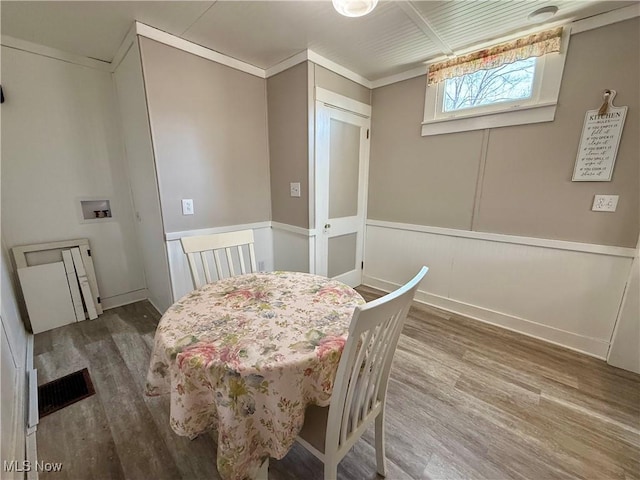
145, 271, 364, 480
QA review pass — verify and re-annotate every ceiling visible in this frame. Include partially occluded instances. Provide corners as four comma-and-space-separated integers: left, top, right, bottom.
1, 1, 635, 81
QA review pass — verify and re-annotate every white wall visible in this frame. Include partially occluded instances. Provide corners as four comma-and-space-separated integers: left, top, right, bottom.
1, 241, 29, 476
363, 221, 634, 359
113, 40, 173, 313
1, 46, 145, 306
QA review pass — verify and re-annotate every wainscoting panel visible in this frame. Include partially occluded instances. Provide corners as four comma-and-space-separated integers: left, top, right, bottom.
272, 223, 311, 273
363, 224, 455, 299
166, 224, 274, 302
363, 222, 634, 358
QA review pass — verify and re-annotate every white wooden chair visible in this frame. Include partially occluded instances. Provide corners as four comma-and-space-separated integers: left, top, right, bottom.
180, 229, 257, 290
296, 266, 428, 480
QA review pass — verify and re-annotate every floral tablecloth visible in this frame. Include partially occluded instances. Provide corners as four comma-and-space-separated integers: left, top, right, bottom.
146, 271, 364, 479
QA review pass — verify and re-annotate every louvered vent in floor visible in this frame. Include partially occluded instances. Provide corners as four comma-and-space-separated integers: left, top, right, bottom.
38, 368, 95, 418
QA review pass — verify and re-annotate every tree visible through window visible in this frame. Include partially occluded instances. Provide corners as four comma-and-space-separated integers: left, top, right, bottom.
443, 57, 536, 113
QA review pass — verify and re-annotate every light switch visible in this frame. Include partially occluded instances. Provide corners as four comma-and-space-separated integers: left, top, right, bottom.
592, 195, 619, 212
290, 182, 301, 197
182, 199, 194, 215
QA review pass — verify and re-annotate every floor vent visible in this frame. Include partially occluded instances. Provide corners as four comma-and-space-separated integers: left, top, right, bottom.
38, 368, 95, 418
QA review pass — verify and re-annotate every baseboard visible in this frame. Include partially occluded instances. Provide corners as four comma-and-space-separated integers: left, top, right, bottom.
363, 274, 610, 359
146, 296, 163, 315
26, 432, 38, 480
27, 369, 38, 434
26, 334, 38, 479
26, 333, 34, 370
101, 288, 148, 310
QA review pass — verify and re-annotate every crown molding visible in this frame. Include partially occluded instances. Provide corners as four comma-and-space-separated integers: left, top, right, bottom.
371, 4, 639, 89
6, 4, 636, 89
307, 50, 372, 88
370, 65, 428, 89
135, 21, 265, 78
264, 50, 308, 78
570, 3, 639, 34
264, 49, 372, 89
110, 23, 137, 72
0, 35, 111, 71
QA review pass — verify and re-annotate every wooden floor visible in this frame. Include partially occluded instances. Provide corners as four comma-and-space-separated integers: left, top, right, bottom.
34, 288, 640, 480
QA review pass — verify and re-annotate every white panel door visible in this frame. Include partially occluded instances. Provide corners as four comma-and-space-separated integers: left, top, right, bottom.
315, 102, 370, 287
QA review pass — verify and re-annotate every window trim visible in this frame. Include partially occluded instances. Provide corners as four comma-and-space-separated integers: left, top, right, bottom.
422, 27, 571, 136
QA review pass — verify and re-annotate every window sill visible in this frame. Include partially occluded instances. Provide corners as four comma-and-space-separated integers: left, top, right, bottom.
421, 102, 557, 136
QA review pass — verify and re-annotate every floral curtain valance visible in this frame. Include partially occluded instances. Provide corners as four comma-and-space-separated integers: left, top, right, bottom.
427, 27, 563, 86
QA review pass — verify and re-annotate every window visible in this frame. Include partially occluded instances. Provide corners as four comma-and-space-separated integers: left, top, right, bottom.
441, 57, 537, 114
422, 27, 569, 136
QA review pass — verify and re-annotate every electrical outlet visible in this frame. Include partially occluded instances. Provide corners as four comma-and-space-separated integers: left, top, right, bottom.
290, 182, 301, 197
182, 199, 194, 215
592, 195, 619, 212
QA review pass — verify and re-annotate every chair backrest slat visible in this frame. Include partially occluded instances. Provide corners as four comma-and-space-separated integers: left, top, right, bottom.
352, 328, 377, 425
186, 252, 202, 290
372, 308, 408, 404
327, 267, 428, 451
340, 329, 372, 445
200, 252, 213, 285
180, 230, 257, 290
213, 250, 224, 280
356, 319, 393, 423
248, 244, 257, 273
225, 248, 236, 276
238, 246, 247, 274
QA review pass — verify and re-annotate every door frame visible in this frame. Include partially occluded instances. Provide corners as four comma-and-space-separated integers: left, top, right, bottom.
313, 87, 371, 285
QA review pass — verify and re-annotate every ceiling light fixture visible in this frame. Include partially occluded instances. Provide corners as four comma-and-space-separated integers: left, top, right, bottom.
528, 5, 559, 23
332, 0, 378, 17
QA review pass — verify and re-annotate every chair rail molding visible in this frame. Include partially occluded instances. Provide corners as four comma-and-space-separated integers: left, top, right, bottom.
165, 221, 272, 242
366, 219, 637, 258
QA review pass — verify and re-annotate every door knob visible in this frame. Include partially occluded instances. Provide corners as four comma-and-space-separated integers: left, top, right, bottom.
324, 224, 331, 229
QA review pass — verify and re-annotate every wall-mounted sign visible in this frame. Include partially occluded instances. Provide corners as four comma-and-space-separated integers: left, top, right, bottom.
572, 90, 627, 182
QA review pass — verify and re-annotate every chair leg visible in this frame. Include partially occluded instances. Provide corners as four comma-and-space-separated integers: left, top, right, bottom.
375, 412, 387, 477
324, 456, 338, 480
255, 458, 269, 480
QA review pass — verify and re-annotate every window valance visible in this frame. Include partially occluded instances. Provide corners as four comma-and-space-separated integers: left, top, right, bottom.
427, 27, 563, 86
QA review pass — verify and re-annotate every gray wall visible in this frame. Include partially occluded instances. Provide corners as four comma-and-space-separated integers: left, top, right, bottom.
267, 61, 372, 229
369, 78, 483, 229
315, 64, 371, 105
268, 62, 309, 229
369, 18, 639, 247
139, 37, 272, 233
